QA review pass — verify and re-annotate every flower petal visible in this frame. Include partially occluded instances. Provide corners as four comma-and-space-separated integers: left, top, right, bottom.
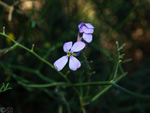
78, 23, 85, 33
83, 26, 94, 33
63, 41, 72, 52
83, 33, 93, 43
69, 56, 81, 71
79, 27, 84, 33
54, 56, 68, 71
85, 23, 94, 29
70, 41, 85, 53
78, 22, 84, 28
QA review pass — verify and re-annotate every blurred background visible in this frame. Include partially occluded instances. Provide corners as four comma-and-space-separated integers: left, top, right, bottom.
0, 0, 150, 113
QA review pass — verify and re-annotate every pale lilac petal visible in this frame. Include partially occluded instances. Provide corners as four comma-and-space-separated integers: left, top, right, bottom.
69, 56, 81, 71
63, 41, 72, 52
79, 26, 84, 33
83, 33, 93, 43
78, 22, 84, 28
79, 27, 84, 33
78, 22, 85, 33
54, 56, 68, 71
83, 26, 94, 33
85, 23, 94, 29
70, 41, 85, 53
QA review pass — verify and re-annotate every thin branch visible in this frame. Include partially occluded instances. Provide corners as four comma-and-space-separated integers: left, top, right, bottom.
0, 31, 80, 97
111, 82, 150, 99
90, 72, 127, 102
18, 81, 111, 88
0, 1, 9, 7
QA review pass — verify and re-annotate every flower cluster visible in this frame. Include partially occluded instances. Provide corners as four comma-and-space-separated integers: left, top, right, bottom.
54, 22, 94, 71
78, 22, 94, 43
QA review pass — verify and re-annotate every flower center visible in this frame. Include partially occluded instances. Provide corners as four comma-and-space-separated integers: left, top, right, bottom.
67, 51, 72, 56
67, 51, 76, 57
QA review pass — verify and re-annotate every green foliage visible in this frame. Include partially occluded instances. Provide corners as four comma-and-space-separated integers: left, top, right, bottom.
0, 83, 12, 93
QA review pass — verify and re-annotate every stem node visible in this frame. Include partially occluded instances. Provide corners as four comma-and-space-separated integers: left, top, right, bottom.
31, 44, 35, 52
3, 27, 5, 34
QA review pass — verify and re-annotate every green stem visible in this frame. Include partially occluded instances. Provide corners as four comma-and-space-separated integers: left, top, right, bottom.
0, 32, 54, 69
121, 58, 132, 64
59, 93, 71, 113
82, 52, 91, 97
35, 70, 55, 83
112, 41, 120, 81
79, 97, 86, 113
111, 82, 150, 99
18, 81, 110, 88
112, 61, 119, 80
18, 81, 66, 88
6, 63, 35, 73
119, 64, 124, 74
90, 72, 127, 102
0, 32, 80, 97
1, 63, 54, 83
37, 43, 62, 70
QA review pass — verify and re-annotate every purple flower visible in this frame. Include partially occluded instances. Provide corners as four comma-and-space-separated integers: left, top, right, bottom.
78, 22, 94, 43
54, 41, 85, 71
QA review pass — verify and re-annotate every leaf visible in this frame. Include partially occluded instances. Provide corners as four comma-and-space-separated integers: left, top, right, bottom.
119, 54, 125, 59
118, 43, 126, 51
